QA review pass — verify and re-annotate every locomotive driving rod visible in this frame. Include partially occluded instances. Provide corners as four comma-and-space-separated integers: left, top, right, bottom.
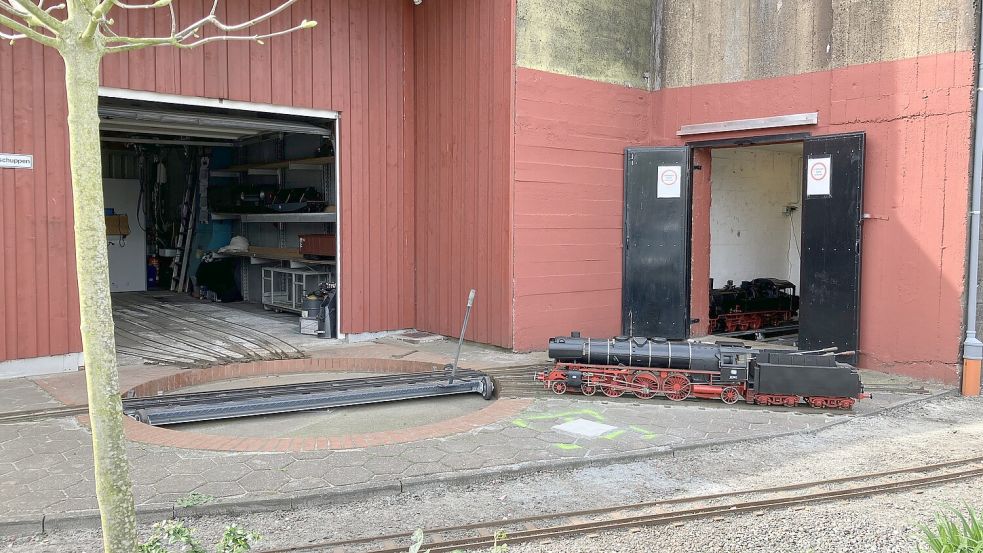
449, 289, 476, 384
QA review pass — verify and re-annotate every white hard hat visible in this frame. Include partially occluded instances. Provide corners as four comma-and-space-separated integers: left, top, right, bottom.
218, 236, 249, 254
227, 236, 249, 251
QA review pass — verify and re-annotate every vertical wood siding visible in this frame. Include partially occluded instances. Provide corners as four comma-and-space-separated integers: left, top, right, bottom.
0, 0, 416, 361
412, 0, 515, 348
512, 67, 649, 350
0, 42, 77, 362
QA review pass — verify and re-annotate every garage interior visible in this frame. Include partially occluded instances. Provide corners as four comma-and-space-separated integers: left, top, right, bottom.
98, 92, 340, 366
707, 142, 804, 345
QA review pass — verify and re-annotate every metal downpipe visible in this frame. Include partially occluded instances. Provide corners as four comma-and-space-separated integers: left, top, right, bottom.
961, 6, 983, 395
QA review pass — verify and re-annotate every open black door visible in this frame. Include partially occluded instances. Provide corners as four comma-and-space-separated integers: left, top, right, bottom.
622, 147, 692, 339
799, 133, 865, 359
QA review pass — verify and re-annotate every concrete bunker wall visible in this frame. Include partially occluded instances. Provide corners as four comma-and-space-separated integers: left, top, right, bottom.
511, 0, 975, 382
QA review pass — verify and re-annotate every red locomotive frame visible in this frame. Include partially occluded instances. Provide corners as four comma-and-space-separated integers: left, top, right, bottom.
707, 309, 795, 334
536, 362, 864, 409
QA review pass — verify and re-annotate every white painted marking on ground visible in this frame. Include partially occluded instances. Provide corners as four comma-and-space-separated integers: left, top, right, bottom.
552, 419, 618, 438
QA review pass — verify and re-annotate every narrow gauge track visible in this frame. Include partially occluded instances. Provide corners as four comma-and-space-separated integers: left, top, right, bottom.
260, 455, 983, 553
492, 364, 931, 399
0, 405, 90, 424
0, 363, 928, 424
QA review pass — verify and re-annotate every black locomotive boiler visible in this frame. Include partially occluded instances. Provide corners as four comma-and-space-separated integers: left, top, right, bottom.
537, 333, 868, 409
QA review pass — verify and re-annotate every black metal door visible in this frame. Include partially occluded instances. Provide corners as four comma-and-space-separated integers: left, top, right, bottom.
799, 133, 865, 358
622, 147, 692, 339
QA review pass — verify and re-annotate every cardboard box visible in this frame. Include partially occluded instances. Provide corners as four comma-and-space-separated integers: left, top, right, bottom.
105, 214, 130, 237
298, 234, 336, 257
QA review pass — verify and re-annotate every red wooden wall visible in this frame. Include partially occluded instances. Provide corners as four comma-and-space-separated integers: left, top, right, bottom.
411, 0, 515, 347
0, 43, 77, 362
0, 0, 418, 362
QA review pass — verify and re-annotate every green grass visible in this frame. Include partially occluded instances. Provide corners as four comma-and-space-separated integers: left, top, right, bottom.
918, 506, 983, 553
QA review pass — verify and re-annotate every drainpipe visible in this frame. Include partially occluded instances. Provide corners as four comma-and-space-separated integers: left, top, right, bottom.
962, 6, 983, 396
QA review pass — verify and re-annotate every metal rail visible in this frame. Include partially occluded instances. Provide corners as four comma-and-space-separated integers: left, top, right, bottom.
0, 369, 492, 425
125, 370, 492, 425
0, 405, 89, 424
259, 455, 983, 553
123, 369, 486, 408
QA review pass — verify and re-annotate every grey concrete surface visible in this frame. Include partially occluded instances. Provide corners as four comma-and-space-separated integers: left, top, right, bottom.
0, 379, 61, 413
516, 0, 656, 88
514, 0, 974, 88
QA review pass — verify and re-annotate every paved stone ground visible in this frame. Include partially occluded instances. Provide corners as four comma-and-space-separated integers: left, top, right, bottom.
0, 377, 928, 529
0, 323, 949, 533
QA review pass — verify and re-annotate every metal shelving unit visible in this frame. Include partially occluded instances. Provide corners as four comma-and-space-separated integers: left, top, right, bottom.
210, 212, 336, 223
207, 133, 337, 306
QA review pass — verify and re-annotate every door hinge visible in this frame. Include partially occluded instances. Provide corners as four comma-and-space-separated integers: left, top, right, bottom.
629, 153, 635, 166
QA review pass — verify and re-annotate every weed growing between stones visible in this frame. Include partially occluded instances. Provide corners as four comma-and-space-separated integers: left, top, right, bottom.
138, 520, 261, 553
408, 528, 509, 553
176, 492, 216, 508
918, 506, 983, 552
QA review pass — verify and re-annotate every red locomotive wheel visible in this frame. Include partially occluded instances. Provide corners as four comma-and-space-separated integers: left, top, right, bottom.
720, 386, 740, 405
581, 384, 597, 396
601, 376, 627, 398
663, 373, 691, 402
631, 372, 660, 400
551, 381, 567, 395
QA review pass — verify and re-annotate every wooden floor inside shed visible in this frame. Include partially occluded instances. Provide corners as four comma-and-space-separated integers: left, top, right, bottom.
111, 292, 329, 368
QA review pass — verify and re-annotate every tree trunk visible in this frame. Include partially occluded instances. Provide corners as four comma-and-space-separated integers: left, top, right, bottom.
62, 46, 138, 553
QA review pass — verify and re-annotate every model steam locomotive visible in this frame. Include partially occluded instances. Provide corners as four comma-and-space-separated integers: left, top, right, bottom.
708, 277, 798, 334
536, 333, 868, 409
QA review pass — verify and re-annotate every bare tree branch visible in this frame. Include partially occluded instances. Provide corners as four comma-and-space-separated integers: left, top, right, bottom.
0, 10, 58, 45
105, 18, 315, 53
108, 0, 171, 9
98, 0, 314, 54
2, 0, 64, 32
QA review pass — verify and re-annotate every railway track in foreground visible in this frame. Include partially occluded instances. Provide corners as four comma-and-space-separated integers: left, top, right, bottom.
260, 455, 983, 553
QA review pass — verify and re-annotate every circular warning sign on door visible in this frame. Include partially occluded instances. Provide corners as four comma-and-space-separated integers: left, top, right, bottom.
657, 165, 682, 198
807, 157, 831, 196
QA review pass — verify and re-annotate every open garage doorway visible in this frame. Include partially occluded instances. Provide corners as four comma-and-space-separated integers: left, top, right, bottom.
98, 88, 341, 367
624, 133, 864, 360
707, 143, 803, 345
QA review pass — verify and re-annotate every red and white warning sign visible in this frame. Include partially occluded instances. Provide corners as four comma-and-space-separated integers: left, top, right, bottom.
806, 157, 831, 196
657, 165, 682, 198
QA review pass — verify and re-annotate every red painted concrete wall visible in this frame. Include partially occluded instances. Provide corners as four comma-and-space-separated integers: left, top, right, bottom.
512, 68, 649, 349
512, 52, 974, 382
412, 0, 515, 347
0, 0, 416, 362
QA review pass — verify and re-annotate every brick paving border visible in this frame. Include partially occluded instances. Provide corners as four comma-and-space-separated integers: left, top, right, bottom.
75, 357, 531, 453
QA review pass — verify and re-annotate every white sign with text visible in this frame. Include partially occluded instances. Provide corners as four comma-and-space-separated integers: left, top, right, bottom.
0, 153, 33, 170
657, 165, 682, 198
806, 157, 831, 196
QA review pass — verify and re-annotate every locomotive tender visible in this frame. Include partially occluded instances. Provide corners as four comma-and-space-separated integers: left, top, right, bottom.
537, 333, 868, 409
